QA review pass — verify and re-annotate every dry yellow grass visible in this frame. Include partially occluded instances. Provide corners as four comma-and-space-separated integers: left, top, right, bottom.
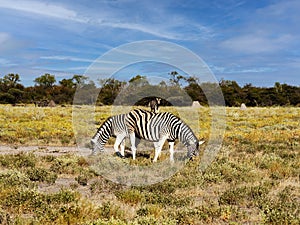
0, 105, 299, 224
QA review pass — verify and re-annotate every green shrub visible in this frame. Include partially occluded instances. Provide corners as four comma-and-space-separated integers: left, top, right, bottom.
88, 218, 127, 225
115, 189, 144, 205
47, 189, 78, 205
50, 156, 79, 174
26, 167, 57, 184
143, 191, 192, 207
219, 184, 270, 206
136, 204, 162, 218
0, 170, 34, 188
134, 215, 177, 225
0, 152, 36, 168
3, 188, 44, 211
98, 202, 125, 221
261, 186, 300, 224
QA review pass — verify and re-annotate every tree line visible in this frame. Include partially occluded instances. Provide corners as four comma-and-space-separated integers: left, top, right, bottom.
0, 72, 299, 106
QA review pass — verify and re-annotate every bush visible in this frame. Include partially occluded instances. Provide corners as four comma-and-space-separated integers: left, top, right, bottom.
115, 189, 144, 205
261, 186, 300, 224
0, 152, 36, 168
26, 167, 57, 184
0, 170, 34, 188
98, 202, 125, 221
50, 156, 79, 174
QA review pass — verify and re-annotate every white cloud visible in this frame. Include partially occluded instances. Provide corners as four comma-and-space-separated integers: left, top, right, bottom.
0, 32, 10, 44
0, 0, 213, 41
40, 55, 94, 63
0, 32, 28, 53
221, 34, 294, 54
0, 0, 87, 22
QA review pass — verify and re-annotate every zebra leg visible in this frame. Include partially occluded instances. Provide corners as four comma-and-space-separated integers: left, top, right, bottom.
120, 139, 125, 157
114, 134, 126, 158
129, 132, 137, 160
169, 141, 175, 162
153, 136, 168, 162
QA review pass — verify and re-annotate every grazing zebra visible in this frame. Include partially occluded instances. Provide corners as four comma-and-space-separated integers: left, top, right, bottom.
149, 98, 161, 113
90, 114, 128, 157
126, 109, 205, 162
90, 113, 174, 158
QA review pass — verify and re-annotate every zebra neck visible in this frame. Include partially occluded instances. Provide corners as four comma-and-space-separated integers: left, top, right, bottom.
94, 119, 113, 145
179, 123, 197, 146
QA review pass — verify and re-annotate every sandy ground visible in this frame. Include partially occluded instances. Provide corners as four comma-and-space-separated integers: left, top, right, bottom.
0, 145, 92, 156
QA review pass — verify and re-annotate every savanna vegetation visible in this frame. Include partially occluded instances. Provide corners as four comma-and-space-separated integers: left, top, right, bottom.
0, 106, 299, 224
1, 72, 300, 106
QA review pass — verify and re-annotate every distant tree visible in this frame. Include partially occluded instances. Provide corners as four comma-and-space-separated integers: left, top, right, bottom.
0, 74, 23, 92
73, 80, 98, 105
184, 76, 207, 104
59, 78, 75, 89
72, 75, 88, 88
169, 71, 185, 86
128, 75, 149, 86
220, 80, 243, 106
34, 73, 56, 87
0, 92, 15, 104
98, 78, 126, 105
3, 74, 21, 87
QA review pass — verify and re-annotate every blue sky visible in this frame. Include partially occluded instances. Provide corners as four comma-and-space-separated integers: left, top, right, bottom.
0, 0, 299, 87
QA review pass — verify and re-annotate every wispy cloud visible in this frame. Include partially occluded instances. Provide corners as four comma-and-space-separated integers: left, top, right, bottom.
40, 55, 94, 63
219, 0, 300, 54
221, 34, 294, 53
0, 0, 213, 41
0, 32, 10, 44
0, 0, 87, 22
210, 63, 276, 74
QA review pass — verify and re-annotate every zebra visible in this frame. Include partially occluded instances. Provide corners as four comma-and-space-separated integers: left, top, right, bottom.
126, 109, 204, 162
90, 113, 175, 159
149, 98, 161, 113
90, 114, 127, 158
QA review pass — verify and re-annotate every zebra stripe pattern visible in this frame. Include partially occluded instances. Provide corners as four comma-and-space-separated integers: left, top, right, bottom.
90, 113, 175, 159
126, 109, 202, 161
91, 114, 127, 156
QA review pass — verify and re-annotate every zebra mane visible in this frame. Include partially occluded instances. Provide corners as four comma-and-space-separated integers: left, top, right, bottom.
92, 116, 114, 142
178, 120, 198, 146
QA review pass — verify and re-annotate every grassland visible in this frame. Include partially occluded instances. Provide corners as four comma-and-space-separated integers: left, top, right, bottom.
0, 105, 299, 224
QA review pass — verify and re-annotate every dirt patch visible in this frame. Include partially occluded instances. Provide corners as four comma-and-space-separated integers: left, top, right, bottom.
0, 145, 92, 156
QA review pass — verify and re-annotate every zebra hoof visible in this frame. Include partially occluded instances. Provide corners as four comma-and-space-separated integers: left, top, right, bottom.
115, 152, 125, 158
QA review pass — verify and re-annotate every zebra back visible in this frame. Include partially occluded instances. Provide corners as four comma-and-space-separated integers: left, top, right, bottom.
126, 109, 199, 148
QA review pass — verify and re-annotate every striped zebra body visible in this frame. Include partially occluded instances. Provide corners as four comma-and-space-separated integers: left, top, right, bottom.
91, 114, 128, 156
90, 113, 175, 159
126, 109, 203, 161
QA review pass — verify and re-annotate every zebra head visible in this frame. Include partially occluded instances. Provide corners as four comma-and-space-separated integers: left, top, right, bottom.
187, 140, 205, 160
90, 117, 114, 154
90, 137, 104, 154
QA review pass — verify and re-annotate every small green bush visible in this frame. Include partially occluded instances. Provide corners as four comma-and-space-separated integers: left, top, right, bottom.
26, 167, 57, 184
134, 215, 177, 225
0, 152, 36, 168
98, 202, 125, 221
261, 186, 300, 224
50, 156, 79, 174
115, 189, 144, 205
0, 170, 34, 188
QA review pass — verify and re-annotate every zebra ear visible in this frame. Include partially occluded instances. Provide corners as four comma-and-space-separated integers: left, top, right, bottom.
199, 140, 205, 145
